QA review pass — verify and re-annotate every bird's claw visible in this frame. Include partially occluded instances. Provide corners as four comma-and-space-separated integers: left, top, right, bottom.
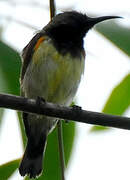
36, 96, 46, 108
72, 105, 82, 111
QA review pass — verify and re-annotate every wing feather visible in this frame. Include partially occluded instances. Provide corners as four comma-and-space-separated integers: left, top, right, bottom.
20, 32, 44, 81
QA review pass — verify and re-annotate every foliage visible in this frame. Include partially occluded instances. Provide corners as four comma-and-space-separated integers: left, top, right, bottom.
91, 22, 130, 132
0, 159, 20, 180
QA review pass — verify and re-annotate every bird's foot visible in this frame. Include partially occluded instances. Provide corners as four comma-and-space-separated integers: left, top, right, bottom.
72, 105, 82, 118
65, 105, 82, 123
72, 105, 82, 111
36, 96, 46, 111
36, 96, 45, 104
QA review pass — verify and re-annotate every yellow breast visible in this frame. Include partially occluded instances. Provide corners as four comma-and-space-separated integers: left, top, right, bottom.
23, 38, 85, 106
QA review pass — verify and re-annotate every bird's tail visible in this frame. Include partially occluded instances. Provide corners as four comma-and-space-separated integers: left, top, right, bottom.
19, 134, 47, 179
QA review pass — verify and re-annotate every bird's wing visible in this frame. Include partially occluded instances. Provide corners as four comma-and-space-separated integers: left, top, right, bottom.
20, 32, 47, 141
20, 32, 45, 82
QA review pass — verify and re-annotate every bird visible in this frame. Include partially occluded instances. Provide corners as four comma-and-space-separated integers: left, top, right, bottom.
19, 11, 120, 178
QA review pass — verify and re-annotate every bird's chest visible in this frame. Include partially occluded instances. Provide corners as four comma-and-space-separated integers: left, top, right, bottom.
22, 41, 85, 105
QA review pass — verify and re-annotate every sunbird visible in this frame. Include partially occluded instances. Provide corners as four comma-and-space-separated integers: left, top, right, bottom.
19, 11, 120, 178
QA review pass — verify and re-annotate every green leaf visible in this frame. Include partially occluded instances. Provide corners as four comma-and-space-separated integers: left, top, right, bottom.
96, 21, 130, 56
62, 121, 75, 165
17, 111, 26, 148
25, 121, 76, 180
0, 42, 17, 128
0, 41, 25, 148
0, 41, 21, 95
0, 159, 20, 180
103, 74, 130, 114
91, 74, 130, 132
90, 125, 109, 132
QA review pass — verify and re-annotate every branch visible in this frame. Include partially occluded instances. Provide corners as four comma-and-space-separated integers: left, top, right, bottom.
0, 93, 130, 130
49, 0, 56, 20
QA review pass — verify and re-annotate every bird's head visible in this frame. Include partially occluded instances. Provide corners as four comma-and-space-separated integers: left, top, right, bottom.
45, 11, 120, 43
44, 11, 121, 56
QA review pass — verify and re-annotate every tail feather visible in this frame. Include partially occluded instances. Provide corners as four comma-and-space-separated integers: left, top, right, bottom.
19, 134, 47, 178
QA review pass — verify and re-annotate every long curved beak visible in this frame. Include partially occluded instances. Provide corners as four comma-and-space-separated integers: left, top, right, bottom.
87, 15, 122, 28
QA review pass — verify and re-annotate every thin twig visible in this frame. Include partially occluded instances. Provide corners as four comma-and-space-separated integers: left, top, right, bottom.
49, 2, 65, 180
57, 121, 66, 180
0, 93, 130, 130
49, 0, 56, 20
